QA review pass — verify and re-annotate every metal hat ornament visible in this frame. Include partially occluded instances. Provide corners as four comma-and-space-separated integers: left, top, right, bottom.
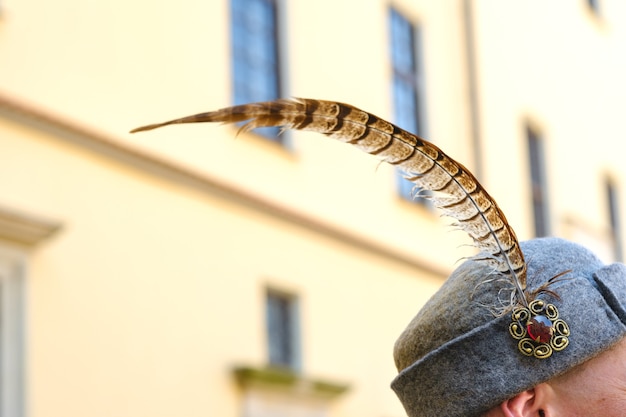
131, 98, 569, 359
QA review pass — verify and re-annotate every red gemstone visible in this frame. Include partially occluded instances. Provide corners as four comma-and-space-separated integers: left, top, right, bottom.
527, 315, 553, 343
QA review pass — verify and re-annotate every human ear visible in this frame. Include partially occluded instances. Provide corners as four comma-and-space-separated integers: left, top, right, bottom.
497, 383, 554, 417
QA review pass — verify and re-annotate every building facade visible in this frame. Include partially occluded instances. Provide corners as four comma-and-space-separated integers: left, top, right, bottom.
1, 1, 625, 416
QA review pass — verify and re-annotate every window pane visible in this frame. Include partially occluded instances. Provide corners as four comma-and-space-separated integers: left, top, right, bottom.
266, 290, 298, 369
390, 10, 416, 74
607, 180, 623, 262
231, 0, 282, 140
389, 8, 424, 202
0, 249, 26, 417
527, 126, 550, 237
393, 78, 418, 133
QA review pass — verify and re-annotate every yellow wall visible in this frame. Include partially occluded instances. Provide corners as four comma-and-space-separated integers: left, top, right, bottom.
1, 113, 444, 416
472, 1, 626, 258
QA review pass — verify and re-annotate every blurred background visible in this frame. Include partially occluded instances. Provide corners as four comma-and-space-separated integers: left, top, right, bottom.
1, 0, 626, 416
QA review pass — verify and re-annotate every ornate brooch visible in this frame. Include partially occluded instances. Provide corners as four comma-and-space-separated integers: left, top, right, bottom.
509, 299, 570, 359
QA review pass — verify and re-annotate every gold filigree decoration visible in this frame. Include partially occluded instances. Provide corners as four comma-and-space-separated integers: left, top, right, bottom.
509, 300, 569, 359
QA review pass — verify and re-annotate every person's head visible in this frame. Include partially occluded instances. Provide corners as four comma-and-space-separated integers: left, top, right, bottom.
391, 237, 626, 417
483, 336, 626, 416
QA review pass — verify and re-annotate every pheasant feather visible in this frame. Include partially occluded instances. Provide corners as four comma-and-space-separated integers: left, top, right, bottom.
131, 98, 529, 310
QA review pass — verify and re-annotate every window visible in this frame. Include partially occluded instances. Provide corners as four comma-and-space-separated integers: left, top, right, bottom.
0, 205, 59, 417
606, 179, 622, 262
586, 0, 600, 14
389, 8, 426, 201
265, 289, 299, 370
231, 0, 283, 140
527, 126, 550, 237
0, 205, 60, 417
0, 248, 25, 417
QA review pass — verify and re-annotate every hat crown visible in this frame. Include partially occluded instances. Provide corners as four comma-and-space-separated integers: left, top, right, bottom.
392, 237, 626, 417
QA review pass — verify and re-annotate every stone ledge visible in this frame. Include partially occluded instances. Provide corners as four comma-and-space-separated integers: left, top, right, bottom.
0, 205, 62, 247
232, 365, 350, 398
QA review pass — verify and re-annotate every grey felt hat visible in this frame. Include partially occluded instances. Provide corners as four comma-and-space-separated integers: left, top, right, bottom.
391, 237, 626, 417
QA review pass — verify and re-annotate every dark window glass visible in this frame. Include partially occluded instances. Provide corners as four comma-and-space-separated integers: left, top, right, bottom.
606, 179, 623, 262
527, 126, 550, 237
266, 289, 298, 369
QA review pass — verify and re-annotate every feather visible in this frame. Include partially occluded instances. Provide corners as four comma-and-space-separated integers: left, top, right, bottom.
131, 98, 529, 310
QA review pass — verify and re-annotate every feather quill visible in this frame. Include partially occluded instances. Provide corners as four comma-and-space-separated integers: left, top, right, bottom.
131, 98, 529, 310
